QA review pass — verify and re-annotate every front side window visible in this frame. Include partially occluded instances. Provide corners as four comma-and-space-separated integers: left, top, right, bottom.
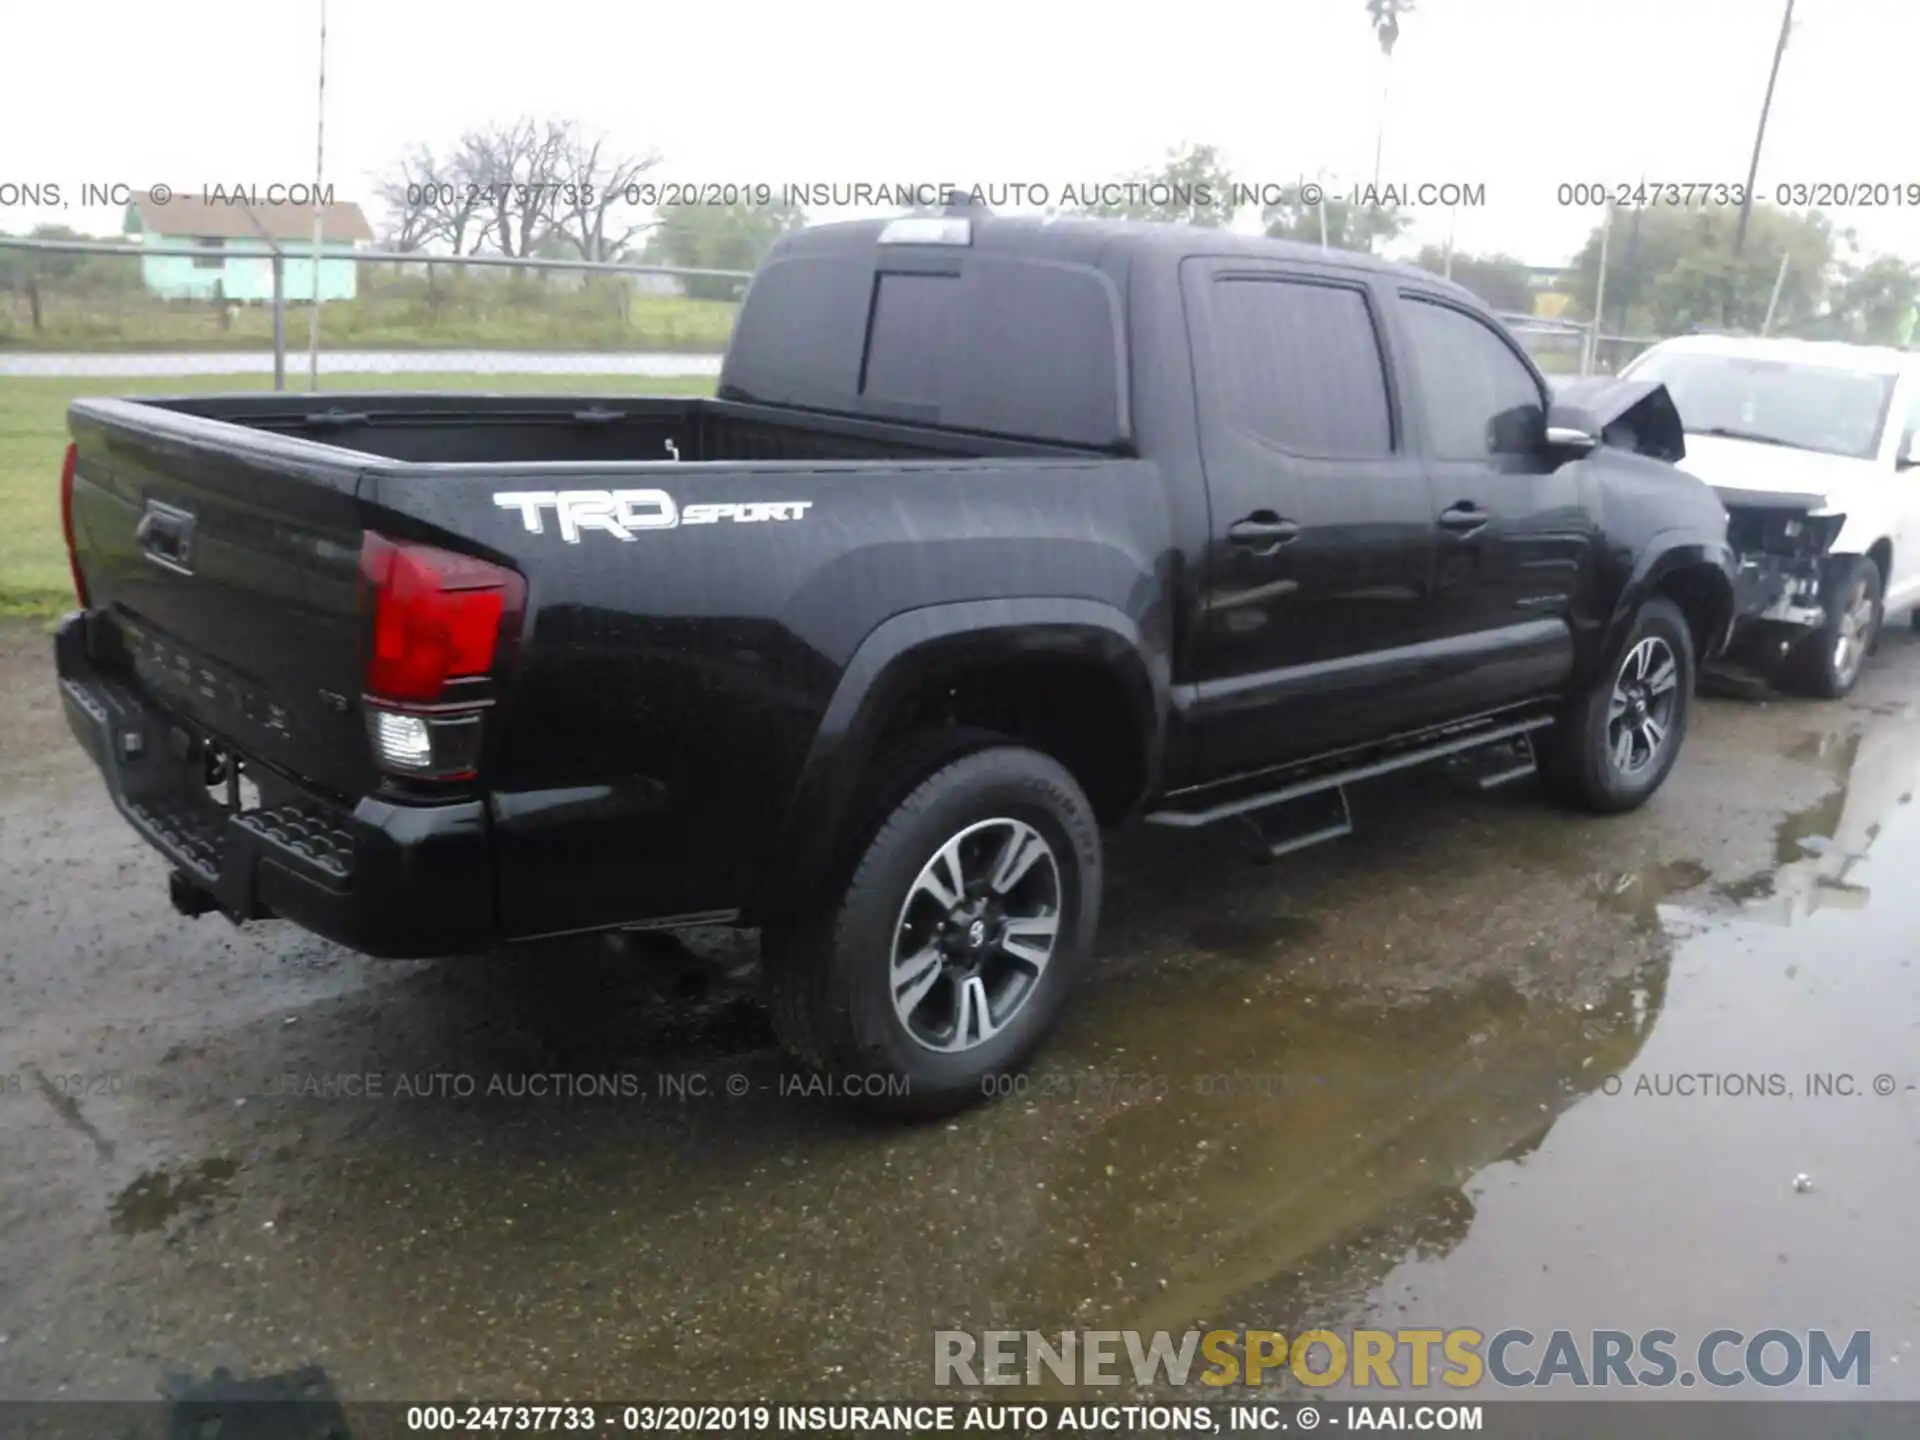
1398, 295, 1545, 460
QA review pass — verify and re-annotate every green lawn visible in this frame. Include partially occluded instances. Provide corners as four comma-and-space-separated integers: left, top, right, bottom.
0, 279, 738, 354
0, 372, 717, 618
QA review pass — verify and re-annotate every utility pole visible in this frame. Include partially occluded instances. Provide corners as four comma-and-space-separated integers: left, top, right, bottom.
1760, 251, 1790, 336
1734, 0, 1794, 258
1586, 203, 1614, 377
306, 0, 329, 390
1372, 64, 1390, 192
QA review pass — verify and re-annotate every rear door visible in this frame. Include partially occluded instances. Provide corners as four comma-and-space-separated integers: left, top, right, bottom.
1389, 289, 1588, 704
1180, 257, 1442, 779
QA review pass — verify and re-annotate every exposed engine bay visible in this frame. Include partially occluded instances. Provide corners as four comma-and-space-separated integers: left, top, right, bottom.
1719, 491, 1846, 633
1549, 377, 1843, 662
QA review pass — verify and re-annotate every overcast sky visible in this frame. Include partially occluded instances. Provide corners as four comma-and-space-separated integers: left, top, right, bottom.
5, 0, 1916, 266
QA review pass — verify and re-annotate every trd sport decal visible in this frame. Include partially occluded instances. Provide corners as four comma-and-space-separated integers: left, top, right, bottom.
492, 490, 813, 543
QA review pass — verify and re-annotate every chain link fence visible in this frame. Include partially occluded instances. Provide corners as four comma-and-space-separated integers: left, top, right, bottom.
1, 234, 1658, 386
0, 236, 748, 383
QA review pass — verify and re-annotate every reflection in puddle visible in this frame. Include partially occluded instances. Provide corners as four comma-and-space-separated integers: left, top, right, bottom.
110, 1157, 239, 1235
1344, 777, 1920, 1392
1024, 962, 1671, 1361
1593, 859, 1711, 930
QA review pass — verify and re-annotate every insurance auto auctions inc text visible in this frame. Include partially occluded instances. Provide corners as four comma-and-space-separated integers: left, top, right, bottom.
935, 1327, 1872, 1391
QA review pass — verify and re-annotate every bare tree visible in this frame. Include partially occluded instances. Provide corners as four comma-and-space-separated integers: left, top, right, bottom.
375, 118, 664, 260
460, 117, 574, 258
374, 141, 486, 254
374, 144, 441, 251
555, 130, 663, 261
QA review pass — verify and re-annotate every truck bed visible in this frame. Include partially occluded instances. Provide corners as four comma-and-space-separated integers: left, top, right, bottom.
142, 391, 1106, 465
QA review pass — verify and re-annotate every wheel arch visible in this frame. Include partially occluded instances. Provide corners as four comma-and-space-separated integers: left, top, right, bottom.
755, 598, 1168, 920
1598, 535, 1737, 680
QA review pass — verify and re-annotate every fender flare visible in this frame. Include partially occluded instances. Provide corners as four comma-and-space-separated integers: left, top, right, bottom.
1597, 532, 1739, 676
758, 597, 1169, 913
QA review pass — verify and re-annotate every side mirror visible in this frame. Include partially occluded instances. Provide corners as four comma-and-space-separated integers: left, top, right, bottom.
1489, 404, 1548, 455
1898, 430, 1920, 471
1544, 423, 1599, 451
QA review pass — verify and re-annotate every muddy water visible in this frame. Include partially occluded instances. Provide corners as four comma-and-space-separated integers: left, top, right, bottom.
0, 620, 1916, 1404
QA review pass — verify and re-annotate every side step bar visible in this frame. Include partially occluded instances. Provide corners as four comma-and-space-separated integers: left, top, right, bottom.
1144, 716, 1554, 857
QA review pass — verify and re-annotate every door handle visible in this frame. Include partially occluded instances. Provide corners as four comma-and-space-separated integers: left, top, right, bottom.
136, 500, 197, 572
1229, 512, 1301, 551
1437, 503, 1489, 535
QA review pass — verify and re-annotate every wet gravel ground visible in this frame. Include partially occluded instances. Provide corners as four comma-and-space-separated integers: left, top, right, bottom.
1, 617, 1916, 1404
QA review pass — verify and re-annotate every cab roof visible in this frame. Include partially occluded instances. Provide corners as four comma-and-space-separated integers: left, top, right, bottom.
773, 211, 1479, 304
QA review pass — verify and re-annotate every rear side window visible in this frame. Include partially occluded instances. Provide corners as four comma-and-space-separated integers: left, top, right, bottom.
1398, 295, 1545, 459
1212, 277, 1394, 458
862, 274, 957, 407
722, 250, 1129, 449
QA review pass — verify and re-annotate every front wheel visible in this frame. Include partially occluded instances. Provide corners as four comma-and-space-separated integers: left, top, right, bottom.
763, 743, 1102, 1118
1540, 597, 1694, 814
1781, 555, 1881, 699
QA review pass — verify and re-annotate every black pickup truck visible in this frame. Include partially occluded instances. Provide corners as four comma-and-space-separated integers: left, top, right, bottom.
55, 210, 1736, 1112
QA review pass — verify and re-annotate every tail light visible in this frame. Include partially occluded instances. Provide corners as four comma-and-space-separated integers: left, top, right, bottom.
357, 531, 524, 781
60, 442, 90, 607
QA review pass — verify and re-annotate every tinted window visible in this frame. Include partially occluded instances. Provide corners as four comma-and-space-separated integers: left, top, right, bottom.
1213, 278, 1393, 457
863, 273, 955, 406
1399, 296, 1545, 459
723, 250, 1129, 449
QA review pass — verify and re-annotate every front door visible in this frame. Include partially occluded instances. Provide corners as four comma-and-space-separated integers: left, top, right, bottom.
1181, 257, 1441, 781
1390, 289, 1587, 707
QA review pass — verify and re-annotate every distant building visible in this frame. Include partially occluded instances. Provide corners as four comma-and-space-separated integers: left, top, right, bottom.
124, 193, 374, 302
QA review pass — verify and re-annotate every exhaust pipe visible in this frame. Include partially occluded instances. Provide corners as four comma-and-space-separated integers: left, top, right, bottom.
168, 869, 220, 918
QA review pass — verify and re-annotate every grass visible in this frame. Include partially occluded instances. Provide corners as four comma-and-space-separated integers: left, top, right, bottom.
0, 372, 717, 619
0, 275, 739, 354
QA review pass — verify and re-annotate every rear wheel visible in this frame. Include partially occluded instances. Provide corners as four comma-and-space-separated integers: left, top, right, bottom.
1540, 597, 1693, 814
763, 743, 1101, 1117
1782, 556, 1881, 699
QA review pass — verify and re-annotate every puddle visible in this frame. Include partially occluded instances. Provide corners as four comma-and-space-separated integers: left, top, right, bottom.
1592, 858, 1712, 930
109, 1157, 240, 1235
1342, 789, 1920, 1394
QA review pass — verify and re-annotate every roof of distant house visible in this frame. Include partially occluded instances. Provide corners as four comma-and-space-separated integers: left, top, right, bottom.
128, 193, 374, 244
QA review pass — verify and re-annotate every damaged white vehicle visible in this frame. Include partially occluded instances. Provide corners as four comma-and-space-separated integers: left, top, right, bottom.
1616, 336, 1920, 698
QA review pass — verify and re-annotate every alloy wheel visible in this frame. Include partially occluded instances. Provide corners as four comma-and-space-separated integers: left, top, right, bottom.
888, 818, 1062, 1053
1606, 635, 1679, 776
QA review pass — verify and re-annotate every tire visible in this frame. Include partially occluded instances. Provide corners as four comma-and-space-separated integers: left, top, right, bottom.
1540, 597, 1694, 814
1782, 555, 1882, 699
763, 744, 1102, 1118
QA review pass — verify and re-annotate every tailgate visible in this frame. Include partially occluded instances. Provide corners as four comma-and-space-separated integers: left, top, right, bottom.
66, 398, 376, 800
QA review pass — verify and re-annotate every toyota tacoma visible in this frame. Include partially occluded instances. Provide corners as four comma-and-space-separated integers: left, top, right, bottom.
55, 210, 1737, 1113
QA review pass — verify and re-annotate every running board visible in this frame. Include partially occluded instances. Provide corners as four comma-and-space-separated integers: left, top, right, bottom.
1241, 785, 1354, 860
1145, 715, 1556, 831
1444, 733, 1540, 791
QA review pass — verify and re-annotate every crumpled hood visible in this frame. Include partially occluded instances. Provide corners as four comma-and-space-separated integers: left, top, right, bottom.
1675, 432, 1874, 505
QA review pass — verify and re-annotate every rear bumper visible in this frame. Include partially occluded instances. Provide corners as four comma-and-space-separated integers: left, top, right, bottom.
55, 611, 495, 959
